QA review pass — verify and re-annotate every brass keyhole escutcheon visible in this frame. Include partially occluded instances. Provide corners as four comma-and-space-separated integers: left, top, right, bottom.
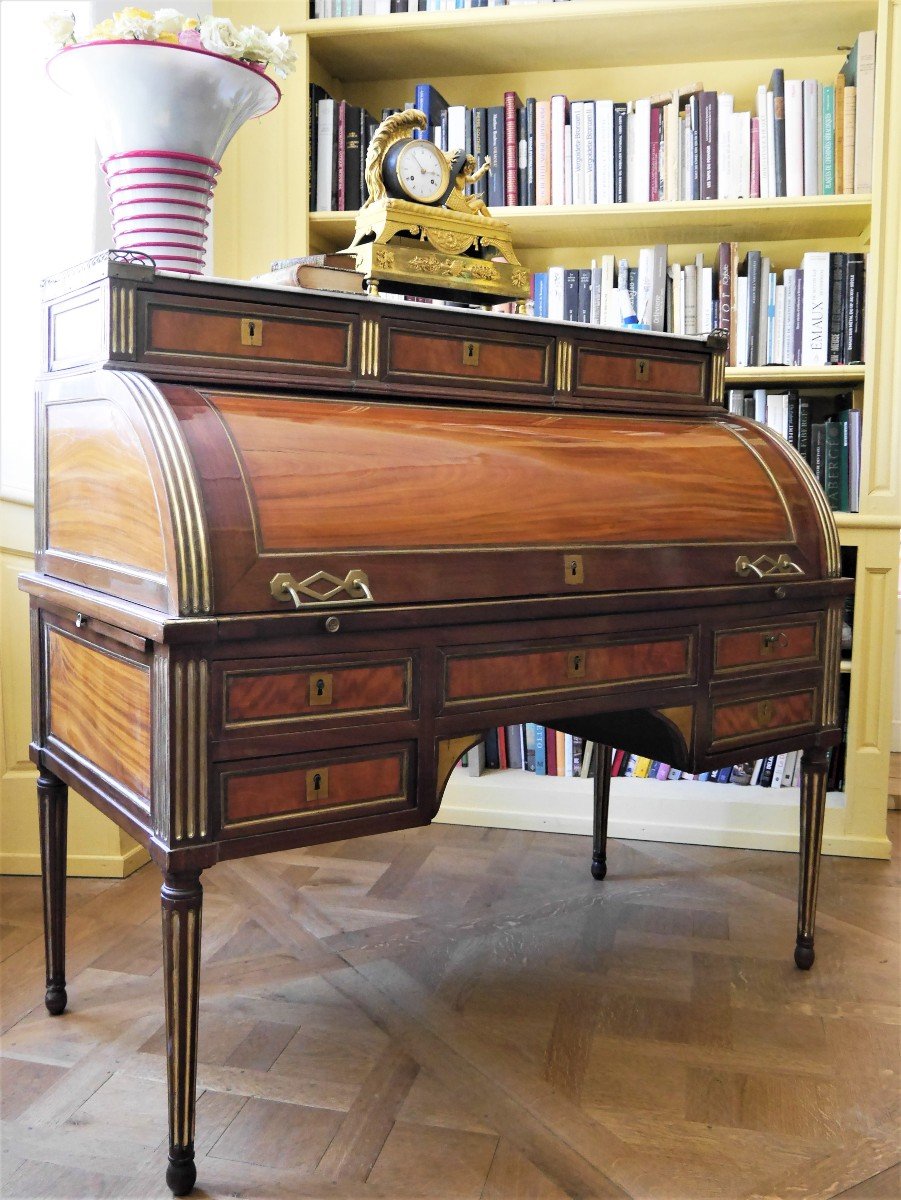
306, 767, 329, 803
760, 631, 789, 655
463, 340, 480, 366
635, 357, 650, 382
564, 554, 584, 585
757, 699, 774, 726
309, 673, 333, 706
241, 317, 263, 346
567, 650, 587, 678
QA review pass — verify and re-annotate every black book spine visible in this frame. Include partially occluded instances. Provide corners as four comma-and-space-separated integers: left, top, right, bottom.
769, 68, 787, 197
525, 97, 537, 205
487, 106, 505, 209
471, 107, 488, 203
564, 268, 579, 322
797, 395, 811, 461
484, 729, 499, 771
745, 251, 762, 367
699, 90, 718, 199
828, 252, 847, 364
344, 104, 363, 212
362, 114, 377, 203
577, 268, 592, 324
786, 390, 798, 448
517, 103, 528, 206
844, 253, 866, 363
613, 102, 628, 203
811, 422, 826, 488
824, 421, 843, 509
689, 94, 701, 200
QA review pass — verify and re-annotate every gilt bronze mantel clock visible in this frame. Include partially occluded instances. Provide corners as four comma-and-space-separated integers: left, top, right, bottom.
344, 110, 530, 307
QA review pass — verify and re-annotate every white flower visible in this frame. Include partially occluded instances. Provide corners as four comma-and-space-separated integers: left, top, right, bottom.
152, 8, 185, 38
198, 15, 243, 58
237, 25, 271, 64
266, 26, 297, 78
45, 10, 76, 45
112, 8, 157, 40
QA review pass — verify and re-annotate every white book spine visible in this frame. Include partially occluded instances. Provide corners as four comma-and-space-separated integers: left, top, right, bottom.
595, 100, 614, 205
699, 266, 713, 334
802, 79, 819, 195
550, 94, 567, 206
735, 275, 748, 366
600, 254, 616, 325
571, 101, 585, 205
631, 97, 651, 203
670, 263, 683, 335
683, 263, 698, 336
853, 30, 877, 194
664, 94, 680, 202
773, 284, 786, 366
782, 268, 796, 365
564, 122, 573, 205
447, 105, 467, 155
636, 246, 654, 326
766, 90, 777, 200
717, 93, 734, 199
547, 266, 566, 321
564, 734, 574, 777
785, 78, 804, 197
800, 250, 830, 366
315, 98, 335, 212
584, 99, 596, 204
589, 260, 602, 325
756, 85, 770, 198
733, 110, 751, 199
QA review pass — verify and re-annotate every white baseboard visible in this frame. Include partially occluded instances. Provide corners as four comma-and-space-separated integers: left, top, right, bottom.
436, 769, 892, 860
0, 843, 150, 879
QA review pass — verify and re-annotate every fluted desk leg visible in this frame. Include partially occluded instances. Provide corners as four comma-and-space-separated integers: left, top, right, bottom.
795, 747, 829, 970
161, 871, 202, 1196
591, 744, 613, 880
38, 770, 68, 1016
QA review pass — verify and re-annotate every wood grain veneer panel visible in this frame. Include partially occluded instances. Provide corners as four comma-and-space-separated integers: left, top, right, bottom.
225, 661, 410, 725
47, 630, 151, 802
210, 395, 792, 553
575, 349, 705, 398
715, 622, 819, 671
223, 752, 406, 827
148, 306, 352, 369
386, 329, 550, 386
711, 690, 816, 745
445, 636, 691, 703
47, 400, 167, 574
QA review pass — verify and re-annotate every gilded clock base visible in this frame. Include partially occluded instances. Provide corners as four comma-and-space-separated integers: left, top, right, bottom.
351, 238, 530, 307
347, 197, 523, 267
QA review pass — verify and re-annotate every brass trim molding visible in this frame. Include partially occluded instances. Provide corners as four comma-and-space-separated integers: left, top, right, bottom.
172, 658, 209, 843
360, 318, 380, 377
555, 340, 573, 392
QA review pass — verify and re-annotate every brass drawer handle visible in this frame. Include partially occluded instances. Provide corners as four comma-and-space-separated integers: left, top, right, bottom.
270, 569, 374, 608
736, 553, 804, 580
757, 699, 775, 726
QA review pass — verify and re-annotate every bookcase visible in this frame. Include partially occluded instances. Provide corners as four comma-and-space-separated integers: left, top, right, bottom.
213, 0, 900, 858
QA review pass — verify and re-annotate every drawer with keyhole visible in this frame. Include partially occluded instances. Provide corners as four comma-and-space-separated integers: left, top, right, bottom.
217, 743, 416, 838
714, 618, 821, 674
216, 655, 414, 737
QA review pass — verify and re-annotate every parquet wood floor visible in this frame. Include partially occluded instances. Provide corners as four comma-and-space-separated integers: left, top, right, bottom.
1, 816, 898, 1200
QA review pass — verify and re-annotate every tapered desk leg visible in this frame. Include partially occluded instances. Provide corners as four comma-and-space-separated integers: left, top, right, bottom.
795, 747, 829, 970
38, 770, 68, 1016
161, 871, 202, 1196
591, 744, 613, 880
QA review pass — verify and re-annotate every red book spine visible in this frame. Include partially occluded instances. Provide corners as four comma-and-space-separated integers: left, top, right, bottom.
750, 116, 761, 199
504, 91, 522, 205
611, 748, 626, 776
545, 726, 557, 776
337, 100, 347, 211
497, 726, 508, 770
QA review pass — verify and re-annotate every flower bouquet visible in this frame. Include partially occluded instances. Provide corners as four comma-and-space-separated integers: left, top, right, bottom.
46, 8, 296, 273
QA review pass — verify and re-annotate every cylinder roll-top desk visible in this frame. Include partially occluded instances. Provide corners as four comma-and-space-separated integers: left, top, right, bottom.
22, 254, 851, 1195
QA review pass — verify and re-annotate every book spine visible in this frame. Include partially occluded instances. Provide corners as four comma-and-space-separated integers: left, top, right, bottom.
564, 268, 579, 322
750, 116, 760, 198
828, 252, 847, 364
534, 726, 546, 776
824, 421, 842, 509
802, 79, 819, 195
571, 100, 585, 205
471, 107, 488, 203
717, 241, 734, 354
503, 91, 522, 206
595, 100, 614, 205
842, 86, 857, 193
550, 93, 568, 206
784, 78, 804, 197
801, 251, 830, 366
525, 97, 537, 205
745, 251, 762, 366
584, 98, 596, 204
852, 31, 876, 194
536, 99, 551, 205
821, 84, 835, 194
612, 102, 628, 203
517, 102, 528, 206
769, 68, 786, 196
487, 106, 506, 208
844, 253, 866, 363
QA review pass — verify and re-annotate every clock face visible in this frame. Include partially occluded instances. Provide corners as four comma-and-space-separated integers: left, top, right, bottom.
388, 140, 449, 204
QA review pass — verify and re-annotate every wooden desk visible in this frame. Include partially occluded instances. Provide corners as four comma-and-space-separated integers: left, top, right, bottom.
22, 255, 850, 1195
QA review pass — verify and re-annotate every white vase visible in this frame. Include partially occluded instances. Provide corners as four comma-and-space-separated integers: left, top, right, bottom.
47, 40, 280, 273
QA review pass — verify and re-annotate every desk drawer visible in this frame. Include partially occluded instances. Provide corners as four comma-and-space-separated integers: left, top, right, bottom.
218, 744, 415, 837
383, 323, 554, 397
572, 344, 708, 405
218, 655, 413, 733
714, 619, 820, 674
708, 687, 818, 751
442, 633, 694, 708
144, 299, 355, 379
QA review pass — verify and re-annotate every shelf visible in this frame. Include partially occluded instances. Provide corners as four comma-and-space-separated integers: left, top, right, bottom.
310, 195, 872, 254
293, 0, 878, 81
725, 366, 866, 385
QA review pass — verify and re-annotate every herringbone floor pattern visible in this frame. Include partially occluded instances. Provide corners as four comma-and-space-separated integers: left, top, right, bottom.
1, 815, 898, 1200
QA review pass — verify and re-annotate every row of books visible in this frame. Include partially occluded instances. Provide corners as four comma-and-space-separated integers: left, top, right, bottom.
727, 389, 861, 513
466, 730, 847, 792
528, 246, 866, 369
312, 0, 567, 14
310, 32, 875, 214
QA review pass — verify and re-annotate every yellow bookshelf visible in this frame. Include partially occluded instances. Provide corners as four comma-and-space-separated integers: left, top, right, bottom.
212, 0, 901, 859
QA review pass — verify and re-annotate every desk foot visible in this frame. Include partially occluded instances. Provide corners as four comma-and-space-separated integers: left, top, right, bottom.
590, 854, 607, 880
38, 770, 68, 1016
590, 745, 612, 882
166, 1151, 197, 1196
795, 748, 828, 971
794, 937, 815, 970
162, 871, 202, 1197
